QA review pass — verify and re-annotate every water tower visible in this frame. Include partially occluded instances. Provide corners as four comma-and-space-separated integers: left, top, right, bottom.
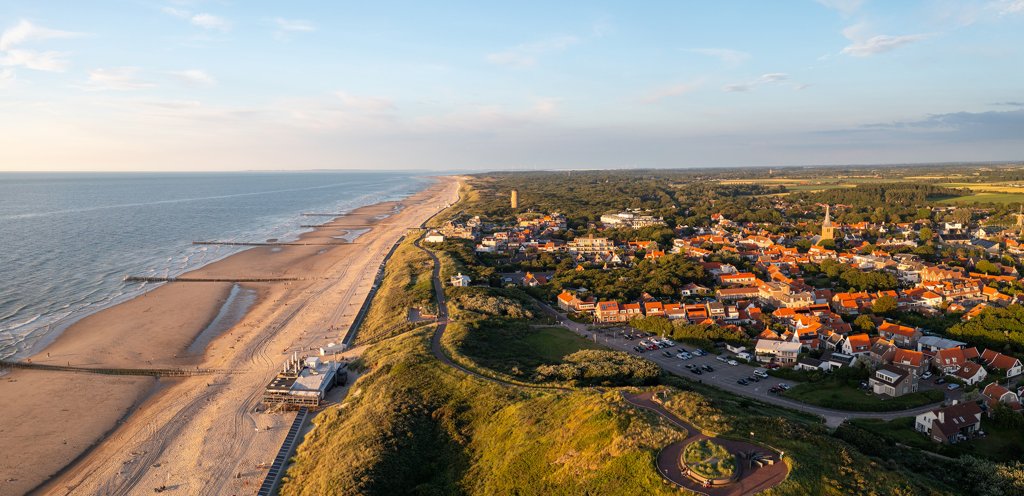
510, 189, 519, 209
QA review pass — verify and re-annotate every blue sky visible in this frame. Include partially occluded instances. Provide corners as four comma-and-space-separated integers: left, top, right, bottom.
1, 0, 1022, 171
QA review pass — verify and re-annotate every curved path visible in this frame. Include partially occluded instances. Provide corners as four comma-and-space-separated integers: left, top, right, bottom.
622, 391, 789, 496
414, 235, 789, 494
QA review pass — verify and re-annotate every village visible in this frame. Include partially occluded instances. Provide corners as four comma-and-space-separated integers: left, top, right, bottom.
427, 189, 1024, 449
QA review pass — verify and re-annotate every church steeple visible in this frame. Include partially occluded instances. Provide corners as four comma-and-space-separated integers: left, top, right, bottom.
820, 204, 835, 242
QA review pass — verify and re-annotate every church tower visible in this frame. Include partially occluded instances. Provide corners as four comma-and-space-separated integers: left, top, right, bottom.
820, 204, 835, 242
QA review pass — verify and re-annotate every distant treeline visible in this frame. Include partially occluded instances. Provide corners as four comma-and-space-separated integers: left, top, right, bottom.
801, 183, 969, 206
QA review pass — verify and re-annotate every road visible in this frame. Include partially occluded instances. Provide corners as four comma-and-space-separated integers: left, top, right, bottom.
535, 302, 946, 428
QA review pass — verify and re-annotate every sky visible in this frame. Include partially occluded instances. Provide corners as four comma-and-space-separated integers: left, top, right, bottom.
1, 0, 1023, 171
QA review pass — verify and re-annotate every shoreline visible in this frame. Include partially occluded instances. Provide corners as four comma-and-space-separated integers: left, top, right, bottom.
1, 178, 427, 363
0, 176, 461, 495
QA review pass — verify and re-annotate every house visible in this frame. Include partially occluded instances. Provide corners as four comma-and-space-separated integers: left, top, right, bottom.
877, 321, 922, 348
982, 383, 1022, 413
795, 357, 829, 372
867, 338, 898, 367
595, 301, 628, 323
679, 282, 710, 297
918, 336, 967, 353
556, 290, 596, 313
716, 287, 759, 301
935, 347, 980, 374
424, 230, 445, 243
754, 339, 801, 364
643, 301, 665, 317
521, 272, 548, 287
719, 272, 757, 285
951, 362, 988, 386
822, 351, 857, 369
841, 333, 872, 355
981, 349, 1023, 378
450, 273, 471, 287
870, 365, 917, 397
891, 349, 928, 377
915, 402, 983, 444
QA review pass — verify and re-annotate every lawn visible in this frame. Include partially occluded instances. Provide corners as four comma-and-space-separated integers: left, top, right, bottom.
783, 382, 944, 412
521, 326, 602, 363
850, 417, 1024, 463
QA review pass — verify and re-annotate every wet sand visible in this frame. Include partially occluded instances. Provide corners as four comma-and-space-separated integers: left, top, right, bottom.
0, 176, 460, 495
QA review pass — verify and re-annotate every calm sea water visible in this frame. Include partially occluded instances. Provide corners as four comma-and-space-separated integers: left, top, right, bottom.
0, 171, 430, 360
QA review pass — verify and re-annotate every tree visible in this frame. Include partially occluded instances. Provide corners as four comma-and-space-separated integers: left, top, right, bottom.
918, 227, 933, 242
976, 259, 1000, 275
855, 314, 876, 332
872, 295, 897, 315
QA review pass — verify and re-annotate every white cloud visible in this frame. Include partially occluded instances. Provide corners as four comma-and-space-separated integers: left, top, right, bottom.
162, 8, 231, 31
169, 69, 216, 86
841, 33, 929, 56
686, 48, 751, 67
641, 80, 703, 103
85, 67, 155, 91
0, 19, 81, 51
993, 0, 1024, 15
274, 18, 315, 32
0, 20, 80, 74
190, 13, 231, 31
335, 91, 395, 112
723, 73, 793, 92
815, 0, 864, 15
486, 35, 579, 68
1, 49, 70, 72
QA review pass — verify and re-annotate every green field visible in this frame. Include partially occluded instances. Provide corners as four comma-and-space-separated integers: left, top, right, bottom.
939, 192, 1024, 204
520, 326, 602, 362
783, 383, 944, 412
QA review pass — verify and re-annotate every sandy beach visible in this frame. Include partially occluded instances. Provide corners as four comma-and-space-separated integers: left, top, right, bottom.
0, 176, 459, 495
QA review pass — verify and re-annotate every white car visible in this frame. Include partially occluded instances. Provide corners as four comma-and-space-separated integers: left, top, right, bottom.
922, 372, 933, 379
947, 383, 961, 391
727, 360, 739, 366
716, 356, 729, 363
677, 352, 692, 360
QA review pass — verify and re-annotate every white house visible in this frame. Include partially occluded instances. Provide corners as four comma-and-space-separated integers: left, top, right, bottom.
754, 339, 801, 364
450, 273, 471, 287
424, 231, 445, 243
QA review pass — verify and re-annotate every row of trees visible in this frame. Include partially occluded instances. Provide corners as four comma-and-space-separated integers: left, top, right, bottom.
534, 350, 660, 386
802, 259, 900, 291
947, 304, 1024, 353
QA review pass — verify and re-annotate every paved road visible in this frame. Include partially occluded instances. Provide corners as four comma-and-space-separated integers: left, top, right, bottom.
623, 391, 789, 496
535, 302, 945, 427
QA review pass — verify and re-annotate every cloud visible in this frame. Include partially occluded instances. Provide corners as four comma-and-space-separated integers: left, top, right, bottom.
191, 13, 231, 31
1, 49, 70, 72
85, 67, 155, 91
0, 19, 81, 51
641, 80, 703, 103
723, 73, 793, 92
335, 91, 395, 112
858, 109, 1024, 141
169, 69, 216, 86
815, 0, 864, 15
0, 20, 80, 73
993, 101, 1024, 107
685, 48, 750, 67
162, 8, 231, 31
842, 34, 930, 56
486, 35, 579, 68
840, 23, 929, 57
993, 0, 1024, 15
274, 18, 315, 33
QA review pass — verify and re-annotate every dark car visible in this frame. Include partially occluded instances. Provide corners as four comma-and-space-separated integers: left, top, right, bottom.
748, 376, 759, 382
691, 368, 703, 375
936, 377, 947, 385
702, 365, 714, 372
737, 379, 748, 385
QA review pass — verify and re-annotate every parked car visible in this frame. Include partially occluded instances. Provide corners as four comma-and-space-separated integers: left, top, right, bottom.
936, 377, 946, 385
947, 383, 961, 391
663, 350, 673, 357
716, 356, 729, 363
747, 376, 759, 382
753, 368, 769, 378
690, 368, 703, 375
702, 365, 714, 372
693, 348, 706, 356
727, 360, 738, 366
921, 371, 933, 379
737, 379, 749, 385
765, 363, 780, 369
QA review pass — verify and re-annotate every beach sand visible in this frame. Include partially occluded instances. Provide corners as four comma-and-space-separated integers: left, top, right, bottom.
0, 176, 459, 495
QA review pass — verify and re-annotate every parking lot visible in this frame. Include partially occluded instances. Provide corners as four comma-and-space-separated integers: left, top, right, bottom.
594, 329, 800, 399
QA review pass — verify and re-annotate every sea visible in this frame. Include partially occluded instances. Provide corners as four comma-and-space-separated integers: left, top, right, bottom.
0, 171, 432, 361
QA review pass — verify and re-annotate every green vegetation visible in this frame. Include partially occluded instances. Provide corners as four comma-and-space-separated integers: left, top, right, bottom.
442, 322, 598, 381
802, 259, 898, 292
683, 439, 735, 480
947, 304, 1024, 353
357, 234, 436, 344
835, 421, 1024, 496
629, 316, 749, 348
553, 255, 706, 301
534, 350, 660, 387
940, 192, 1024, 204
783, 382, 944, 412
281, 329, 684, 495
850, 417, 1024, 463
804, 183, 968, 206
